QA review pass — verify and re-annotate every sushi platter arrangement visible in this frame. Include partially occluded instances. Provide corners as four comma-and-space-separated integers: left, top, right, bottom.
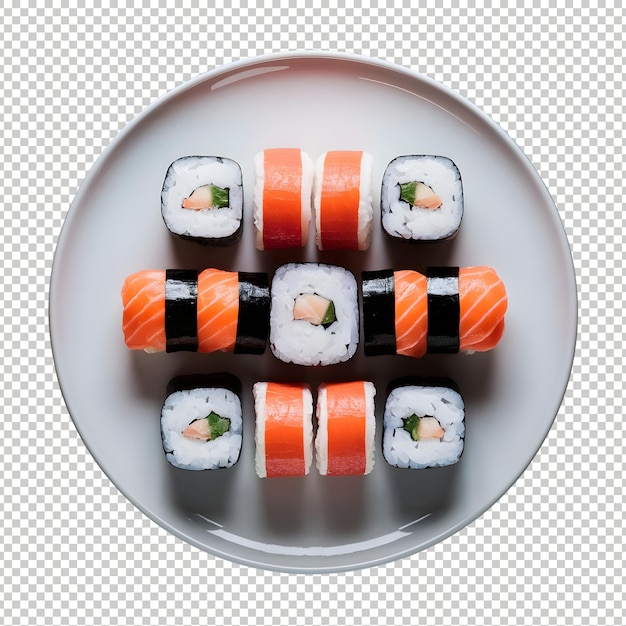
50, 54, 577, 571
160, 150, 463, 249
121, 148, 507, 476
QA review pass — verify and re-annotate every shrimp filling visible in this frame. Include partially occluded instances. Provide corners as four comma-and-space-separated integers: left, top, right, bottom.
293, 293, 337, 328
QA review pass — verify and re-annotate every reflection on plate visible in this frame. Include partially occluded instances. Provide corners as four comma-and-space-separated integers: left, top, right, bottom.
50, 52, 577, 573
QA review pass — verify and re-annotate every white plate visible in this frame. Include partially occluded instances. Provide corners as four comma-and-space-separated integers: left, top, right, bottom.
50, 52, 577, 573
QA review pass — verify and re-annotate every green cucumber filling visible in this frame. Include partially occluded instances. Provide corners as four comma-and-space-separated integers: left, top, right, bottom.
402, 414, 445, 442
399, 181, 419, 205
208, 184, 230, 209
207, 411, 230, 438
182, 411, 230, 441
320, 300, 336, 328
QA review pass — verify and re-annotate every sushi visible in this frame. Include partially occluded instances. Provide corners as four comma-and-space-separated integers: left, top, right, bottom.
161, 156, 243, 245
381, 155, 463, 242
121, 268, 270, 354
253, 148, 314, 250
253, 382, 314, 478
383, 378, 465, 469
315, 381, 376, 476
313, 150, 374, 250
269, 263, 359, 366
161, 374, 243, 470
362, 266, 507, 357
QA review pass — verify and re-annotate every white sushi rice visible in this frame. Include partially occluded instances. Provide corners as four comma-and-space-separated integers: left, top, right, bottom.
315, 382, 376, 476
253, 382, 314, 478
161, 156, 243, 240
253, 149, 314, 250
383, 384, 465, 469
313, 151, 374, 250
381, 155, 463, 241
161, 386, 242, 471
270, 263, 359, 366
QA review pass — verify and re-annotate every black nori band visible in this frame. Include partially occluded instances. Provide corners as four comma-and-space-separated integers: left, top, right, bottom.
362, 270, 396, 356
387, 376, 461, 396
165, 269, 198, 352
166, 373, 242, 398
427, 266, 460, 353
234, 272, 270, 354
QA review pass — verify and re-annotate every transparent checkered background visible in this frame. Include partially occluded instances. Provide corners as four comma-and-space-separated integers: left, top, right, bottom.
1, 2, 621, 624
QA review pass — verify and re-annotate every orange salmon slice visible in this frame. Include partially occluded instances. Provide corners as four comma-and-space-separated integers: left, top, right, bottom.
262, 148, 303, 249
459, 266, 508, 352
121, 270, 166, 352
264, 383, 307, 478
394, 270, 428, 358
319, 151, 362, 250
324, 381, 367, 476
196, 269, 238, 353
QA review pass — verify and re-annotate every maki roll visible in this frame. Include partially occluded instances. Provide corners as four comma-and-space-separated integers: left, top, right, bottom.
381, 155, 463, 242
121, 268, 270, 354
362, 266, 507, 357
383, 378, 465, 469
314, 150, 374, 250
269, 263, 359, 366
253, 382, 314, 478
315, 381, 376, 476
253, 148, 314, 250
161, 374, 243, 470
161, 156, 243, 245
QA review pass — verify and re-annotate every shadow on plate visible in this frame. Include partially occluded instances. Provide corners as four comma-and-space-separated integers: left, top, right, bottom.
166, 232, 242, 268
384, 462, 460, 523
380, 230, 461, 271
165, 461, 239, 520
256, 475, 312, 535
315, 475, 367, 535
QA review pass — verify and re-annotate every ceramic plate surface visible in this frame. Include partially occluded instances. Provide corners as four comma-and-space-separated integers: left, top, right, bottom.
50, 52, 577, 573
